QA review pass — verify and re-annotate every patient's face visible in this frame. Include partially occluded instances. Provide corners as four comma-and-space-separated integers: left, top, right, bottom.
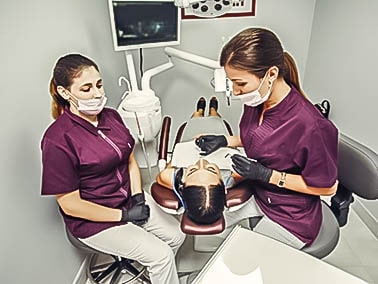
184, 158, 222, 187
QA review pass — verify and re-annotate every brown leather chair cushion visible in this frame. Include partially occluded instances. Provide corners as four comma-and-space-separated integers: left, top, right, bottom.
151, 182, 181, 210
226, 186, 253, 208
181, 212, 225, 235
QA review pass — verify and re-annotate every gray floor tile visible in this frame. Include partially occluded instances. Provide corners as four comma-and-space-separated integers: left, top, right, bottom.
337, 266, 374, 284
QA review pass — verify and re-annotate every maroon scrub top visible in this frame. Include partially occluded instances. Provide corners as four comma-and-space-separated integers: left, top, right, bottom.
41, 107, 135, 238
239, 86, 338, 245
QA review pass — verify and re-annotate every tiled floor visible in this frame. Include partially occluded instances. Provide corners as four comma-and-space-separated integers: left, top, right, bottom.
85, 168, 378, 283
322, 205, 378, 283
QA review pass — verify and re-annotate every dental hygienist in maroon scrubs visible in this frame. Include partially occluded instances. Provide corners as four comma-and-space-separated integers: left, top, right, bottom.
41, 54, 185, 284
196, 28, 339, 249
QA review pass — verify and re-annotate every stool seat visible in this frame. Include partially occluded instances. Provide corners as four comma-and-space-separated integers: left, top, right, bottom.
302, 202, 340, 258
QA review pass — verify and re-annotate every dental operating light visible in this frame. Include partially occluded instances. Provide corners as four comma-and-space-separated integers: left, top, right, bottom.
175, 0, 234, 18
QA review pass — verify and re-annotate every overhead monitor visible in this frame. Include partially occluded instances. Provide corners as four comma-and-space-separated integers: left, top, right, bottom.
108, 0, 181, 51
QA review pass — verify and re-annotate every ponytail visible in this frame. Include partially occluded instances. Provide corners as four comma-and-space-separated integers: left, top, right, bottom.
49, 78, 68, 120
283, 52, 307, 98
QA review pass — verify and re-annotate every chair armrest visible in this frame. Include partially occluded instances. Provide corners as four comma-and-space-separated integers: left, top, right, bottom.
158, 116, 171, 161
338, 133, 378, 200
150, 182, 181, 210
226, 185, 253, 209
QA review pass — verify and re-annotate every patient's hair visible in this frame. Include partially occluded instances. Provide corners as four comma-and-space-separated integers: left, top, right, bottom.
220, 27, 307, 98
182, 183, 226, 224
49, 54, 99, 119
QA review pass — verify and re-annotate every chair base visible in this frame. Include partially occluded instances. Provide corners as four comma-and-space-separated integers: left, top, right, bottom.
86, 253, 150, 284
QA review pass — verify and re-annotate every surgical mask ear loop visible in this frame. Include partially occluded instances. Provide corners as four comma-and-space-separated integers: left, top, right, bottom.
172, 168, 186, 209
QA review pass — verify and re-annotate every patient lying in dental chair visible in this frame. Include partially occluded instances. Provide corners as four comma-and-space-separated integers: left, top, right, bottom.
156, 97, 246, 225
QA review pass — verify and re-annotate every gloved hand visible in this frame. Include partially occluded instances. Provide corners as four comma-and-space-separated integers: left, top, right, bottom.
195, 135, 228, 155
231, 154, 272, 183
130, 192, 145, 207
121, 204, 150, 224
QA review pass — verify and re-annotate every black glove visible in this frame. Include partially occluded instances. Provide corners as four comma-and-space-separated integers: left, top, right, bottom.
195, 135, 228, 155
130, 192, 145, 207
121, 204, 150, 224
231, 154, 272, 183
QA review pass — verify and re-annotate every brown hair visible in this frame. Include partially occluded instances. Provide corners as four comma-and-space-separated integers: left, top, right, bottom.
49, 54, 99, 119
182, 183, 225, 225
220, 27, 306, 98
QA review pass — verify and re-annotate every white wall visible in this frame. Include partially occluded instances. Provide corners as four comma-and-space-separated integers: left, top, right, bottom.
0, 1, 126, 283
304, 0, 378, 152
304, 0, 378, 226
0, 0, 315, 283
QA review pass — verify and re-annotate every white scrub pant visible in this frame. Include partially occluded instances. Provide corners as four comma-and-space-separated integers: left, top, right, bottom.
80, 193, 186, 284
222, 196, 306, 249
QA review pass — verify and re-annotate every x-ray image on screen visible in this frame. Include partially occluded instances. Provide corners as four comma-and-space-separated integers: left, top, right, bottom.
109, 0, 180, 51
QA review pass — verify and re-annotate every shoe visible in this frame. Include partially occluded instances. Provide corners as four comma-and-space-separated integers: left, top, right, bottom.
209, 96, 218, 112
196, 97, 206, 112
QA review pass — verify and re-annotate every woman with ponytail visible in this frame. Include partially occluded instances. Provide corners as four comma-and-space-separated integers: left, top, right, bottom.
196, 28, 339, 248
41, 54, 184, 284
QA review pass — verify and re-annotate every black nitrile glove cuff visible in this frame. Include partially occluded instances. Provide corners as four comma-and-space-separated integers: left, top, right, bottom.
260, 167, 273, 183
131, 193, 145, 206
121, 208, 129, 222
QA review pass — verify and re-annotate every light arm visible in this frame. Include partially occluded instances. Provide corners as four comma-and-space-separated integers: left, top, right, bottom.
128, 151, 143, 196
57, 190, 122, 222
269, 170, 338, 196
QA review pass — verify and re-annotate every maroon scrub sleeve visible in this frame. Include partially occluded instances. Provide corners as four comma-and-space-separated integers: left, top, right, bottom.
41, 139, 80, 195
295, 119, 338, 188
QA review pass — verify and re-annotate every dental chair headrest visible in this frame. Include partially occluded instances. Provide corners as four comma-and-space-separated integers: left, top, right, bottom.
338, 133, 378, 199
181, 212, 225, 235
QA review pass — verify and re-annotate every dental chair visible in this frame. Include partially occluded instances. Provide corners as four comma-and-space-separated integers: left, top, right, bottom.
152, 116, 253, 236
65, 228, 150, 284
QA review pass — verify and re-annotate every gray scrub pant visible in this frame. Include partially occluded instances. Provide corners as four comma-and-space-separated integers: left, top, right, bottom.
79, 193, 186, 284
222, 195, 306, 249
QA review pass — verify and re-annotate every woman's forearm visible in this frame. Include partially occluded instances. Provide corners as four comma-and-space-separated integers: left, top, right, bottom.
128, 152, 143, 196
226, 135, 242, 148
269, 170, 338, 196
57, 190, 122, 222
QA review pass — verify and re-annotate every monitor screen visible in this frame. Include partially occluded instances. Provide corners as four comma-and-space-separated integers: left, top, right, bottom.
108, 0, 181, 51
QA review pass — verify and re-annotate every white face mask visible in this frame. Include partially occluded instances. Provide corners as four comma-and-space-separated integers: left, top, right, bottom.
237, 72, 274, 107
69, 92, 107, 116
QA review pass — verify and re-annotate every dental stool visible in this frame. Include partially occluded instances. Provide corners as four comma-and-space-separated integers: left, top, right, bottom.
66, 228, 150, 284
249, 133, 378, 258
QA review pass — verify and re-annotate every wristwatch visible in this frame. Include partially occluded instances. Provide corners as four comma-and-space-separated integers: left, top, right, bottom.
277, 172, 287, 188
